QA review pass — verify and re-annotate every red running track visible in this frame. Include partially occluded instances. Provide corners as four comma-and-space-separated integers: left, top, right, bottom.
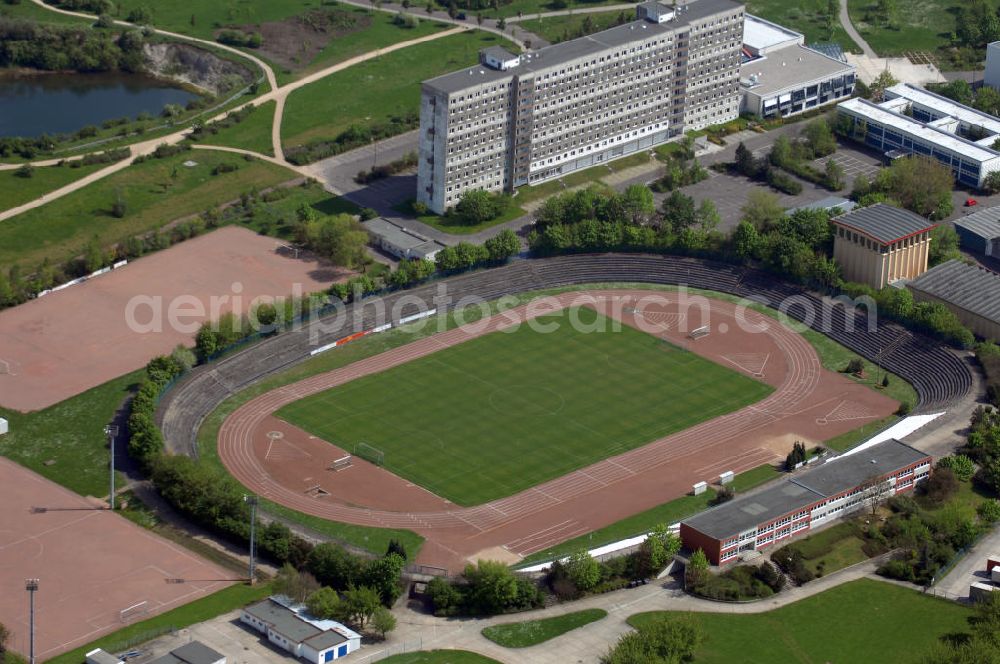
217, 290, 898, 569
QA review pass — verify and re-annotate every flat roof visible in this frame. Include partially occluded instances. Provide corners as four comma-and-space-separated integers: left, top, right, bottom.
741, 44, 853, 97
425, 0, 743, 95
908, 259, 1000, 324
954, 207, 1000, 240
682, 439, 930, 540
363, 218, 437, 252
839, 97, 1000, 163
792, 439, 929, 497
683, 480, 822, 540
481, 45, 518, 61
786, 196, 856, 215
742, 14, 801, 51
303, 630, 347, 650
170, 642, 224, 664
832, 203, 936, 244
886, 83, 1000, 136
244, 599, 322, 644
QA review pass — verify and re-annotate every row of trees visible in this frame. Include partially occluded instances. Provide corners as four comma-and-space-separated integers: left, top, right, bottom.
0, 17, 146, 72
426, 560, 544, 617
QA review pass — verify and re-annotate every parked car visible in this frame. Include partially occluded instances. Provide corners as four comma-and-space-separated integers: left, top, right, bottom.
965, 198, 978, 207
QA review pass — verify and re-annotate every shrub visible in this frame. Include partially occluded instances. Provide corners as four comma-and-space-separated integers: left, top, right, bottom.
977, 499, 1000, 523
772, 546, 815, 585
920, 467, 958, 506
937, 454, 975, 482
14, 163, 33, 178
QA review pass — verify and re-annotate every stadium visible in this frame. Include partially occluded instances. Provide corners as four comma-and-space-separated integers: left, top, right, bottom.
157, 254, 973, 571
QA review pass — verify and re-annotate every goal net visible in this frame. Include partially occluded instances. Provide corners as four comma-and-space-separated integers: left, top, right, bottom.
328, 455, 353, 472
119, 601, 149, 624
354, 442, 385, 466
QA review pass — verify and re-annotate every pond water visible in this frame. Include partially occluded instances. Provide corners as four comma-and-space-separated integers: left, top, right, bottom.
0, 71, 199, 138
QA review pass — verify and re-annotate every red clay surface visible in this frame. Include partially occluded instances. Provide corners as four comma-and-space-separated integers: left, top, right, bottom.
0, 457, 236, 659
218, 290, 898, 571
0, 226, 348, 412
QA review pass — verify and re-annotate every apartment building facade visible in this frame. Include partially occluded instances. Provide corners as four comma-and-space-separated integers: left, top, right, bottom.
417, 0, 744, 213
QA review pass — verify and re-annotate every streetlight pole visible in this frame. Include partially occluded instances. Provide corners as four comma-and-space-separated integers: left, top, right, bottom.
25, 579, 38, 664
244, 495, 258, 584
105, 425, 119, 510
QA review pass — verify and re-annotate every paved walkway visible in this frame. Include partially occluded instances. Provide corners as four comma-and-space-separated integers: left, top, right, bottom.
372, 560, 890, 663
839, 0, 876, 59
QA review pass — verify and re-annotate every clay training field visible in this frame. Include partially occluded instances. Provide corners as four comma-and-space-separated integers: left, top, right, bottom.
0, 226, 345, 412
218, 290, 899, 570
277, 305, 774, 506
0, 457, 235, 659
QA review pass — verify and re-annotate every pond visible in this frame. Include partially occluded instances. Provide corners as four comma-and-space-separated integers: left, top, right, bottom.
0, 71, 199, 138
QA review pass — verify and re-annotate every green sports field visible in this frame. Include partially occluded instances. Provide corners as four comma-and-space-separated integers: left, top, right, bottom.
277, 306, 773, 506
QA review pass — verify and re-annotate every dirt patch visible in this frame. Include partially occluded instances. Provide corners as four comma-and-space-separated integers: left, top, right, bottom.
0, 226, 349, 412
227, 8, 372, 73
760, 433, 818, 459
0, 457, 234, 659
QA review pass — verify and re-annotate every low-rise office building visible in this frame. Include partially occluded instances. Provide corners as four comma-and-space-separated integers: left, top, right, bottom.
362, 217, 444, 261
417, 0, 745, 213
953, 207, 1000, 257
908, 259, 1000, 341
837, 84, 1000, 189
680, 438, 931, 565
739, 15, 855, 118
832, 203, 935, 289
241, 597, 361, 664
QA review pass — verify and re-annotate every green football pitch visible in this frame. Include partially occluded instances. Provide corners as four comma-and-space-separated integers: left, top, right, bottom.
277, 307, 773, 506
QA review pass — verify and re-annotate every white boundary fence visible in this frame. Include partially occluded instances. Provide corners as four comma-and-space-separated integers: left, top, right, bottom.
352, 638, 424, 664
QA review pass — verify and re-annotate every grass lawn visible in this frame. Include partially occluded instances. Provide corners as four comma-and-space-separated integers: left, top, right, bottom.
282, 31, 517, 150
485, 0, 622, 19
728, 463, 781, 493
784, 521, 870, 576
518, 10, 629, 44
393, 199, 526, 234
277, 306, 773, 506
482, 609, 607, 647
746, 0, 863, 53
0, 162, 107, 213
380, 652, 502, 664
0, 0, 93, 24
197, 101, 276, 156
0, 371, 140, 498
823, 415, 899, 452
45, 583, 274, 664
0, 151, 298, 271
515, 151, 653, 207
846, 0, 967, 56
273, 11, 452, 85
628, 578, 971, 664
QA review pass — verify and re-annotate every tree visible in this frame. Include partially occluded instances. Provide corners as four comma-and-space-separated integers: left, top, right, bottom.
696, 199, 720, 232
385, 539, 407, 560
306, 587, 346, 621
685, 549, 709, 588
565, 550, 601, 592
876, 0, 898, 27
307, 543, 363, 590
621, 183, 655, 224
645, 523, 681, 570
740, 189, 783, 229
769, 134, 793, 167
341, 586, 382, 629
602, 615, 703, 664
867, 69, 899, 102
275, 564, 320, 602
454, 189, 504, 224
661, 190, 697, 232
824, 157, 845, 191
484, 228, 520, 262
861, 474, 892, 516
932, 79, 974, 106
732, 220, 762, 261
785, 440, 807, 470
734, 141, 756, 177
371, 606, 397, 639
802, 118, 837, 157
937, 454, 976, 481
362, 553, 405, 606
84, 238, 106, 272
921, 466, 958, 505
880, 156, 954, 219
985, 170, 1000, 194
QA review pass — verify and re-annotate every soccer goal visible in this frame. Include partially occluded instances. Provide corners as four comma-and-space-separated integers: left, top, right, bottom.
119, 601, 149, 624
354, 442, 385, 466
328, 455, 353, 472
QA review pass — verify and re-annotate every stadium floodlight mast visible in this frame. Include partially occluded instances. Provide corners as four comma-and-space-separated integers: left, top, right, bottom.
244, 494, 258, 585
25, 578, 38, 664
104, 425, 119, 510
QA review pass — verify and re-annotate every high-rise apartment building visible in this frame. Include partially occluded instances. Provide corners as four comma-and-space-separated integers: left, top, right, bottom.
417, 0, 745, 213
